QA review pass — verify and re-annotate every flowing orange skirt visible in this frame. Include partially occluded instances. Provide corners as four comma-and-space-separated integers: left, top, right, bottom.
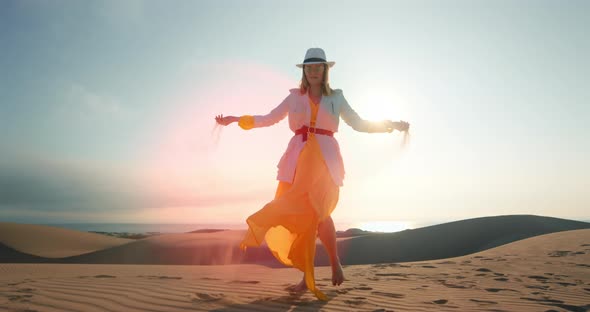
240, 134, 339, 300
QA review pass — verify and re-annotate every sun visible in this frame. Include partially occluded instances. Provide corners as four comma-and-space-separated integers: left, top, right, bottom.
353, 85, 407, 122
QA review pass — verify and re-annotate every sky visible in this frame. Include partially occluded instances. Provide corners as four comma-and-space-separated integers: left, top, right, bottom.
1, 0, 589, 231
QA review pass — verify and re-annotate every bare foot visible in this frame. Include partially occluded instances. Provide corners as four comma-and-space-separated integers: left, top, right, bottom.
287, 278, 307, 292
332, 262, 344, 286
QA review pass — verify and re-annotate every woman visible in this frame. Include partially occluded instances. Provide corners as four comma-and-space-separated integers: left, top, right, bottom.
215, 48, 409, 300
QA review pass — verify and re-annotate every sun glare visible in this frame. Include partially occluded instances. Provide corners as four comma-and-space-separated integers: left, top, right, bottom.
356, 92, 400, 121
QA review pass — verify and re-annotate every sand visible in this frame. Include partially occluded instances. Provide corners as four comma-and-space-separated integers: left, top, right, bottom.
0, 220, 589, 311
0, 223, 132, 258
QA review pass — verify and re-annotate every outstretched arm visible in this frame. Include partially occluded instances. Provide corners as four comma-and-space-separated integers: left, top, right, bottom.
215, 94, 290, 130
340, 96, 409, 133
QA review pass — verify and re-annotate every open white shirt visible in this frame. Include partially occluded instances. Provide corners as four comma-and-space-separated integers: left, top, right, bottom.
250, 89, 391, 186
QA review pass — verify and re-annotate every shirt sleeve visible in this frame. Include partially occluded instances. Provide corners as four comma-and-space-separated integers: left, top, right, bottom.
238, 115, 255, 130
339, 91, 391, 133
251, 93, 291, 128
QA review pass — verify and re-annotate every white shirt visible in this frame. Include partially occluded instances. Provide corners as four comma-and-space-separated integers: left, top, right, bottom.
252, 88, 390, 186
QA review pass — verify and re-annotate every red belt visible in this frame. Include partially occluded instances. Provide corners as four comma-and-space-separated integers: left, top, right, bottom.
295, 126, 334, 142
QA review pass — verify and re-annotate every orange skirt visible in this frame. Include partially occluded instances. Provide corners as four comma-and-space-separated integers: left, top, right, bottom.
240, 135, 339, 300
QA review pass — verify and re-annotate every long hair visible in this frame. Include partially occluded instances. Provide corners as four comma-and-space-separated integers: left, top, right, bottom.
299, 64, 333, 96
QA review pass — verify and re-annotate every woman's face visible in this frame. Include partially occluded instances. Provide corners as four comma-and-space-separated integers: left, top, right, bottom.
304, 64, 325, 86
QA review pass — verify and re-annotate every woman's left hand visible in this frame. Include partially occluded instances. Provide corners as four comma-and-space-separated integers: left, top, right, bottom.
386, 120, 410, 132
396, 120, 410, 132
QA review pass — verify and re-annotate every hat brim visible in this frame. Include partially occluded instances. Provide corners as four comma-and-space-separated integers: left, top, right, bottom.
296, 61, 335, 68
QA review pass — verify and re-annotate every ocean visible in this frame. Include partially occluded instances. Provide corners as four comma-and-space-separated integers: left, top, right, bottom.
45, 223, 248, 234
43, 218, 590, 234
43, 220, 443, 234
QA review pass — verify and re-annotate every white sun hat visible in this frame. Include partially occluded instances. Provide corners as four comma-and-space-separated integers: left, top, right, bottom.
295, 48, 335, 68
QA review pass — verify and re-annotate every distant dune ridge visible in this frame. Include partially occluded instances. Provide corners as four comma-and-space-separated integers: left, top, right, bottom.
0, 215, 588, 266
1, 221, 588, 311
0, 222, 132, 259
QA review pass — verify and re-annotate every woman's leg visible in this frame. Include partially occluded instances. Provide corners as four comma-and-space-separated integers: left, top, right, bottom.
291, 216, 344, 291
318, 216, 344, 286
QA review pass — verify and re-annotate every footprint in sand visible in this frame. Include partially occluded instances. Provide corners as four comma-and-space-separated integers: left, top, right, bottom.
485, 288, 519, 293
432, 299, 448, 304
470, 299, 498, 305
548, 250, 573, 257
494, 277, 509, 282
94, 275, 116, 278
521, 297, 590, 312
371, 291, 405, 298
344, 297, 367, 306
8, 294, 33, 302
555, 274, 570, 278
354, 286, 373, 290
520, 297, 564, 304
525, 285, 550, 290
475, 268, 493, 273
375, 273, 409, 277
190, 292, 225, 303
145, 275, 182, 280
422, 265, 437, 268
200, 277, 221, 281
334, 288, 354, 295
230, 280, 260, 284
555, 282, 577, 287
528, 275, 550, 282
441, 281, 471, 289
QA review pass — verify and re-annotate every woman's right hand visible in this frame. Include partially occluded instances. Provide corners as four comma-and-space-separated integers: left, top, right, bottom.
215, 114, 238, 126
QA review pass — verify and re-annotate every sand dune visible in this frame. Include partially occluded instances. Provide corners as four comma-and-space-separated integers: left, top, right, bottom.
1, 228, 588, 311
0, 222, 132, 258
330, 214, 590, 265
1, 215, 588, 266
